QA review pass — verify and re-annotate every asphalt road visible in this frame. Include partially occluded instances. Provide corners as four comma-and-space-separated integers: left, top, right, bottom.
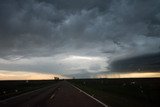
0, 81, 108, 107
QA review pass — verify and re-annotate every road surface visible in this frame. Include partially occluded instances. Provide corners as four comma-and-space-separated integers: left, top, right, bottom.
0, 81, 108, 107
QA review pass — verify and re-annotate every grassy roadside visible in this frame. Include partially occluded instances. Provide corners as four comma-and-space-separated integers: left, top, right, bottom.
72, 83, 147, 107
0, 80, 59, 100
68, 78, 160, 107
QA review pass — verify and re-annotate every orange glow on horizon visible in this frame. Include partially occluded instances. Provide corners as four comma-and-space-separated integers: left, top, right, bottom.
0, 70, 160, 80
0, 70, 69, 80
96, 72, 160, 78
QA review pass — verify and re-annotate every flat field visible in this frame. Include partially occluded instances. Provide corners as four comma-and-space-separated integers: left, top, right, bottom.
68, 78, 160, 107
0, 80, 59, 100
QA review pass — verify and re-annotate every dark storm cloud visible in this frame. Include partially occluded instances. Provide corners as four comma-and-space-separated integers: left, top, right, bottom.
0, 0, 160, 74
0, 0, 111, 59
110, 52, 160, 72
39, 0, 111, 12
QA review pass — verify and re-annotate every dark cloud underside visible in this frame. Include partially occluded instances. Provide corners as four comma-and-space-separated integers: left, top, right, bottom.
110, 52, 160, 72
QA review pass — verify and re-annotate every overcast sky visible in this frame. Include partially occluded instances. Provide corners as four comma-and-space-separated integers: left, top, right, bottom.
0, 0, 160, 79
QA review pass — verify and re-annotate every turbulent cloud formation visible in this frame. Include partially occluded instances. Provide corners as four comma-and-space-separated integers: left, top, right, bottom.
110, 52, 160, 72
0, 0, 160, 78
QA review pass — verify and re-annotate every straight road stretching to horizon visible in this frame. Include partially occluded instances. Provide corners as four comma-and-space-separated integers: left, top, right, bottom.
0, 81, 108, 107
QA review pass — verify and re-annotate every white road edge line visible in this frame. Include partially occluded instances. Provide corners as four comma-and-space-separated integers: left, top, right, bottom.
70, 83, 108, 107
50, 94, 55, 99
